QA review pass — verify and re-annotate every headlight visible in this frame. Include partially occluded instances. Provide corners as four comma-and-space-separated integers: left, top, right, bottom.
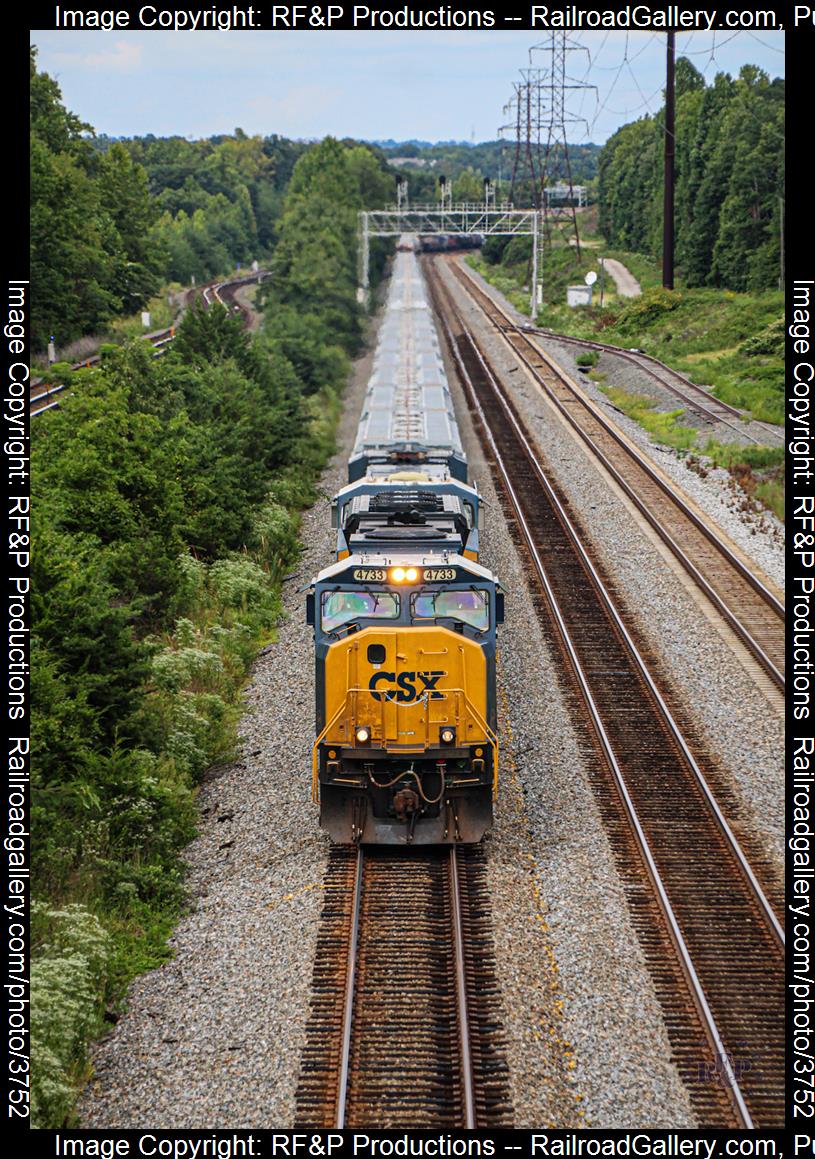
440, 727, 456, 745
356, 726, 371, 744
390, 566, 419, 583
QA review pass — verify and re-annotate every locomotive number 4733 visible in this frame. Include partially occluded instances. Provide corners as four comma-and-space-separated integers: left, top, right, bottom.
423, 567, 456, 581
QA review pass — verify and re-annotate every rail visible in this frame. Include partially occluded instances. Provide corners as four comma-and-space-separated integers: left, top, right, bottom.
447, 258, 785, 690
427, 259, 784, 1127
30, 271, 268, 418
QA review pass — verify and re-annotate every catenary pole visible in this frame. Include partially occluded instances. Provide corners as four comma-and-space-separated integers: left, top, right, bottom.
662, 31, 675, 290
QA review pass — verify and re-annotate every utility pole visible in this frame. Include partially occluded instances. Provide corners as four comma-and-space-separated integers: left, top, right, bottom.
662, 31, 675, 289
531, 209, 540, 321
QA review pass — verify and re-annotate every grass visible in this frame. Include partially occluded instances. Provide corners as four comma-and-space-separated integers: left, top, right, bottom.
105, 288, 183, 342
470, 241, 783, 421
600, 385, 700, 453
695, 440, 785, 522
469, 237, 785, 519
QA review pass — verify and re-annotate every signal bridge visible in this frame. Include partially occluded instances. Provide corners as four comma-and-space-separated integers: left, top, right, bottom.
359, 201, 546, 319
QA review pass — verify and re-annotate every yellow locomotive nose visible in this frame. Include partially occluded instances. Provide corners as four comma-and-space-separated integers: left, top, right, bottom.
315, 623, 496, 775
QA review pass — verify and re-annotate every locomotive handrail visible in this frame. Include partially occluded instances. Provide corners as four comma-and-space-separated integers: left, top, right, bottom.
311, 684, 498, 800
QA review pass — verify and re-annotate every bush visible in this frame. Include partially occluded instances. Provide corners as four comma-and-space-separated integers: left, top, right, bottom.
209, 557, 273, 612
739, 317, 784, 358
31, 903, 112, 1128
251, 500, 300, 573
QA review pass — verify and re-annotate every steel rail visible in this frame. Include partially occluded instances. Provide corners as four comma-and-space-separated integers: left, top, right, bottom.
449, 848, 476, 1129
432, 265, 784, 944
434, 287, 755, 1125
530, 330, 753, 429
334, 846, 364, 1129
453, 259, 781, 446
430, 267, 784, 1126
449, 260, 785, 689
31, 272, 267, 418
454, 260, 785, 617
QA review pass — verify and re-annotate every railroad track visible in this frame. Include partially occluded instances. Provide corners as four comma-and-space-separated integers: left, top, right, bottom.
30, 271, 267, 417
426, 262, 784, 1128
446, 258, 785, 692
513, 315, 782, 448
295, 846, 513, 1129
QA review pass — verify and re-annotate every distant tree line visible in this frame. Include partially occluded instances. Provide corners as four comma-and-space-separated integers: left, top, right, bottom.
30, 47, 165, 349
597, 60, 784, 291
383, 139, 601, 204
120, 131, 309, 285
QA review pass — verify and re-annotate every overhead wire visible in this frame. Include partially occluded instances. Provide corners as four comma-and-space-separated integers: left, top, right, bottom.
747, 31, 786, 54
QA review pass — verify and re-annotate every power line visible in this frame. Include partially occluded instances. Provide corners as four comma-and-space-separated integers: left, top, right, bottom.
747, 31, 786, 54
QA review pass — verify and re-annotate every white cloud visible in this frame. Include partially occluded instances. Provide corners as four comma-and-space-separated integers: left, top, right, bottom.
51, 39, 143, 74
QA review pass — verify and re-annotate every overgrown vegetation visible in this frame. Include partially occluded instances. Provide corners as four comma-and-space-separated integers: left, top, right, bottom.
599, 385, 699, 451
471, 62, 784, 521
598, 60, 784, 292
30, 47, 164, 350
124, 132, 309, 285
32, 76, 393, 1123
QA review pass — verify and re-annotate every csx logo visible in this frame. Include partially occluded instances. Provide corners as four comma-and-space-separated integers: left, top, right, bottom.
368, 670, 445, 702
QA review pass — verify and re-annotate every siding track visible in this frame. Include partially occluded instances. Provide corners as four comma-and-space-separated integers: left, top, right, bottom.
426, 259, 784, 1128
448, 258, 784, 692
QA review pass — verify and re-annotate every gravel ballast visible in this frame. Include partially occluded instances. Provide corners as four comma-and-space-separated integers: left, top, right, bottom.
441, 259, 785, 868
80, 256, 783, 1130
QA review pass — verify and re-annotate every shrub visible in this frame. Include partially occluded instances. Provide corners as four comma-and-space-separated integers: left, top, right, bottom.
251, 501, 300, 574
208, 557, 273, 613
31, 903, 112, 1128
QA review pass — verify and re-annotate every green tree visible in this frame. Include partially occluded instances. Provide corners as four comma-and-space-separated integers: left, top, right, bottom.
96, 143, 164, 311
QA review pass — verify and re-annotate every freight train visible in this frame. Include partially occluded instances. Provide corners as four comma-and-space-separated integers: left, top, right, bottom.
307, 239, 503, 845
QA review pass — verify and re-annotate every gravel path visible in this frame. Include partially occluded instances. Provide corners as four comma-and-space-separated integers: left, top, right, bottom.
602, 258, 641, 298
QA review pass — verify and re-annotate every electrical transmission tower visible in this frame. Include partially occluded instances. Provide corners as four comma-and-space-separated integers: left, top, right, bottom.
503, 34, 594, 257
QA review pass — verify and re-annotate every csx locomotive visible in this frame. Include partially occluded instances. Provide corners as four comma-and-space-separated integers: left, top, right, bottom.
307, 241, 504, 844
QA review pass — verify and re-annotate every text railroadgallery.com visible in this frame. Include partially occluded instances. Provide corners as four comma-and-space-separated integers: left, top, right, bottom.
791, 276, 815, 1128
50, 3, 789, 31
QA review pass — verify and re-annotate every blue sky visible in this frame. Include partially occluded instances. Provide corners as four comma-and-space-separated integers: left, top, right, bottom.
31, 29, 785, 144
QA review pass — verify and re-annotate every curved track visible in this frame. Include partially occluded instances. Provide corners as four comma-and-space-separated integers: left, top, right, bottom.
295, 846, 513, 1129
447, 259, 785, 691
491, 279, 782, 447
30, 272, 267, 417
427, 261, 784, 1128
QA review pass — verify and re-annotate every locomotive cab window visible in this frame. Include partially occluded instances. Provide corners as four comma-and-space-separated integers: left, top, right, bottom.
411, 589, 489, 631
321, 589, 399, 632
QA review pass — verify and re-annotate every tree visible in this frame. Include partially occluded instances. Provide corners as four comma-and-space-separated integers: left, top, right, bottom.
96, 143, 164, 311
597, 62, 784, 291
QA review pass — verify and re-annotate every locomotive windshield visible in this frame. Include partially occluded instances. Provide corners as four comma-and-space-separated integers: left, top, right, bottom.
411, 589, 489, 631
321, 589, 400, 632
